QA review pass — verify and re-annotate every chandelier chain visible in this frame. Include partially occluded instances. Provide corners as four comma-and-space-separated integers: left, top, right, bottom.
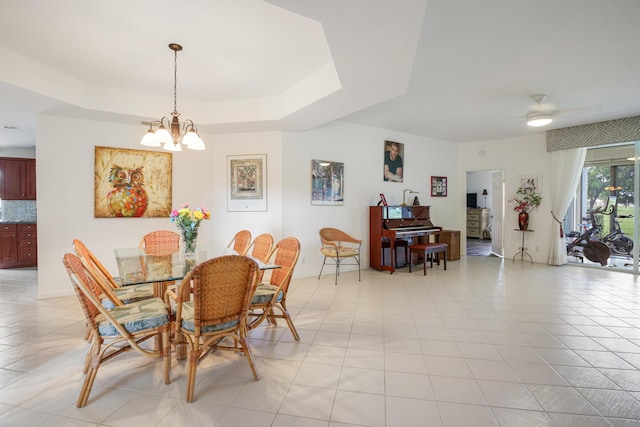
173, 48, 178, 115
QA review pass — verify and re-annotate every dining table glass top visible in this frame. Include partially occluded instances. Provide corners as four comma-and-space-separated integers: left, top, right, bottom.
113, 248, 279, 286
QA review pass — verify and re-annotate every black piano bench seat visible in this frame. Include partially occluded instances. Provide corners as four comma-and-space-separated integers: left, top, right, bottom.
408, 243, 448, 275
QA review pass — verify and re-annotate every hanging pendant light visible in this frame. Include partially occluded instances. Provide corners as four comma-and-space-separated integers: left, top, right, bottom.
140, 43, 205, 151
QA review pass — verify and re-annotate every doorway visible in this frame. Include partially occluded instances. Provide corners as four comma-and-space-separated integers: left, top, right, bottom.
466, 170, 504, 257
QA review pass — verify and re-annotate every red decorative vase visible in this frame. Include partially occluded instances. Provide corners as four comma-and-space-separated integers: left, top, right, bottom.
518, 212, 529, 231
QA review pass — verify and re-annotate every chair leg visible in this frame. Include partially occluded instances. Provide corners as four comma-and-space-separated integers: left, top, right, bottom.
318, 257, 327, 279
239, 336, 260, 380
423, 252, 427, 276
162, 326, 170, 385
186, 347, 201, 402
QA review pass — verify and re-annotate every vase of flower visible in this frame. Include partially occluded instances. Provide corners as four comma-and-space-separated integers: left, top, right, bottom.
518, 212, 529, 231
170, 203, 211, 273
181, 228, 198, 260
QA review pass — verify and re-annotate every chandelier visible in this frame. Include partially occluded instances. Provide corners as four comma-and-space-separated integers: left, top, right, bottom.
140, 43, 205, 151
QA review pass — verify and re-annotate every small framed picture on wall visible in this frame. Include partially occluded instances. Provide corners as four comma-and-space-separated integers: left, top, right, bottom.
431, 176, 447, 197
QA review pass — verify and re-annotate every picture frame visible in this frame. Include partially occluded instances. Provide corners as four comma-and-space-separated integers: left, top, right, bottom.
383, 140, 404, 183
431, 176, 447, 197
94, 146, 172, 218
520, 174, 542, 192
311, 159, 344, 206
227, 154, 267, 212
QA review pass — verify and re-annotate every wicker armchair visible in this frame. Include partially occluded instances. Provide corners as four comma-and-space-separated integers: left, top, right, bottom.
165, 255, 260, 402
247, 237, 301, 340
139, 230, 180, 256
63, 253, 170, 407
318, 227, 361, 285
226, 230, 252, 255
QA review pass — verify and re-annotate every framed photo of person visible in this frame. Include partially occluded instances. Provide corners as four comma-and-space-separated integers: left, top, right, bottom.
383, 140, 404, 183
431, 176, 447, 197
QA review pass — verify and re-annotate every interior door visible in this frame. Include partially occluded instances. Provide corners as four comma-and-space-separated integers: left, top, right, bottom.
491, 170, 504, 256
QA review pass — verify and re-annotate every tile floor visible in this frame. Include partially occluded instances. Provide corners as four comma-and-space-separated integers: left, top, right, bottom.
1, 258, 640, 425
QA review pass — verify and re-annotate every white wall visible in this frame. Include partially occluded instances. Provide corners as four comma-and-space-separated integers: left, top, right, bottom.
282, 120, 459, 277
457, 134, 551, 263
0, 147, 36, 158
35, 112, 548, 299
38, 114, 461, 297
36, 114, 284, 298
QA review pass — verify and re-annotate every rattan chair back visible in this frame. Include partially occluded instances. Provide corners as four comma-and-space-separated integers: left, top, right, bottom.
267, 236, 300, 293
249, 233, 274, 263
73, 239, 119, 289
72, 239, 123, 306
139, 230, 180, 256
227, 230, 252, 255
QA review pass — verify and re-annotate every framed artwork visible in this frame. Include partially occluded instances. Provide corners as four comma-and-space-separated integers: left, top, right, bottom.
312, 159, 344, 206
431, 176, 447, 197
520, 174, 542, 191
94, 146, 172, 218
383, 140, 404, 182
227, 154, 267, 212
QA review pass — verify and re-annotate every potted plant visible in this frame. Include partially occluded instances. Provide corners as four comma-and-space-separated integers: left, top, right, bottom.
508, 186, 542, 230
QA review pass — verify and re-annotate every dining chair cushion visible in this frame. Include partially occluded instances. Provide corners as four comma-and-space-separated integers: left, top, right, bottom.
102, 284, 155, 309
179, 301, 239, 333
97, 297, 169, 336
320, 245, 359, 258
250, 283, 283, 305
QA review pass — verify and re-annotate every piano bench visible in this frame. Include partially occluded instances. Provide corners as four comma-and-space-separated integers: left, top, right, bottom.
408, 243, 448, 275
382, 239, 409, 267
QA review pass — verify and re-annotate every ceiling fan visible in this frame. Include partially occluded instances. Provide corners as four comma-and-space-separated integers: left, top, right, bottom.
526, 94, 553, 127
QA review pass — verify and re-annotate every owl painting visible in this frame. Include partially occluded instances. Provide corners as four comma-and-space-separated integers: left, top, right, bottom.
106, 165, 148, 217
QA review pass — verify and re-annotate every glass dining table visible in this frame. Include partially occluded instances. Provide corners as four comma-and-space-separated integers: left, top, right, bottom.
113, 247, 280, 293
113, 248, 280, 360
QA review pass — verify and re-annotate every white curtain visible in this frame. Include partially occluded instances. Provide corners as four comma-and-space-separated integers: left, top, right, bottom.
547, 147, 587, 265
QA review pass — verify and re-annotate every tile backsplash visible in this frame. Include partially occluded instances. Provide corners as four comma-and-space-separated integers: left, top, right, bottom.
2, 200, 37, 222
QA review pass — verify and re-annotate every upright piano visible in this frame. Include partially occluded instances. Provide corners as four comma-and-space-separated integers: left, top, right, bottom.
370, 205, 442, 273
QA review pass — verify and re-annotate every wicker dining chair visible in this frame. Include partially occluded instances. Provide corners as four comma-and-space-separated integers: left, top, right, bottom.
165, 255, 260, 402
73, 239, 154, 309
226, 230, 252, 255
318, 227, 361, 285
63, 253, 170, 407
247, 237, 301, 341
139, 230, 180, 256
247, 233, 274, 282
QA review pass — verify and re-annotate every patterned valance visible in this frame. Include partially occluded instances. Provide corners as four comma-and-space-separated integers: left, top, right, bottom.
546, 116, 640, 152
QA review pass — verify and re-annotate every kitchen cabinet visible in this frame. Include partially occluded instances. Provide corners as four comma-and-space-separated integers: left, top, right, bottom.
0, 223, 37, 268
0, 158, 36, 200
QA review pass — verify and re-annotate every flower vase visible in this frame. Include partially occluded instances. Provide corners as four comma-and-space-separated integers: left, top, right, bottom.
518, 212, 529, 231
181, 229, 198, 273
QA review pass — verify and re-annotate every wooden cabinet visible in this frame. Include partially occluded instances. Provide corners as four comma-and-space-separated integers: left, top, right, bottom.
0, 224, 17, 265
0, 158, 36, 200
0, 223, 37, 268
440, 230, 461, 261
467, 208, 489, 239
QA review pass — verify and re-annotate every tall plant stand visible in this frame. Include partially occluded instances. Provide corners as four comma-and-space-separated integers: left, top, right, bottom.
513, 229, 534, 264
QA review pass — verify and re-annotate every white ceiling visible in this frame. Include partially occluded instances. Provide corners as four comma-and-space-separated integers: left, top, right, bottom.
1, 0, 640, 149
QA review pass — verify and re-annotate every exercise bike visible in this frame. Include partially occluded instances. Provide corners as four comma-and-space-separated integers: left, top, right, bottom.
599, 207, 633, 257
566, 207, 610, 266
